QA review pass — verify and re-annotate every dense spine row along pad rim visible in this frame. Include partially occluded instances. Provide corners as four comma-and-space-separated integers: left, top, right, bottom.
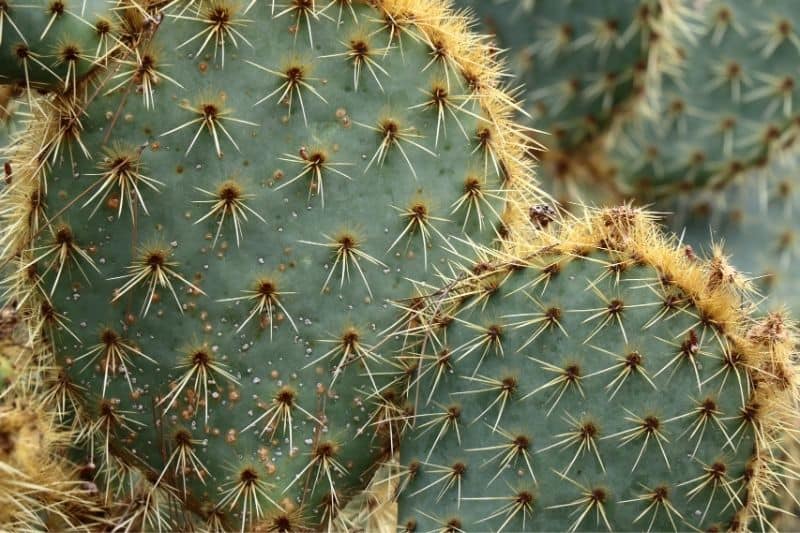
394, 206, 799, 532
0, 0, 541, 530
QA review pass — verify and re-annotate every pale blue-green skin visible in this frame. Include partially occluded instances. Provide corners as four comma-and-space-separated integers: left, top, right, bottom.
399, 253, 755, 531
29, 2, 509, 528
611, 0, 800, 194
457, 0, 657, 152
0, 0, 113, 88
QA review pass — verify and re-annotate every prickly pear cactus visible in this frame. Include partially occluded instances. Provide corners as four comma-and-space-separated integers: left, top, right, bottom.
608, 0, 800, 198
0, 0, 537, 529
396, 206, 799, 531
455, 0, 691, 203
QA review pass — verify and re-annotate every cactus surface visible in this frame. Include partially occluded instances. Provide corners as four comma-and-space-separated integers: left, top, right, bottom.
455, 0, 691, 203
396, 206, 798, 531
0, 0, 537, 529
608, 0, 800, 198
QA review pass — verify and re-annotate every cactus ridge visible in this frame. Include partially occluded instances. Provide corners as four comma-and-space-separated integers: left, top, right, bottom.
395, 206, 799, 532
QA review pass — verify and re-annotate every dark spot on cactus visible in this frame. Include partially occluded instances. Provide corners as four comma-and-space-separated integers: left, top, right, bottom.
607, 299, 624, 316
625, 351, 642, 371
562, 363, 581, 383
715, 6, 731, 23
146, 250, 166, 267
99, 399, 116, 418
350, 39, 369, 58
608, 261, 627, 276
501, 376, 517, 392
0, 430, 14, 455
471, 261, 491, 275
341, 328, 359, 349
40, 301, 56, 321
700, 398, 717, 414
516, 490, 534, 507
444, 519, 461, 532
642, 415, 660, 432
100, 328, 120, 346
380, 119, 399, 140
54, 225, 74, 245
239, 466, 259, 484
60, 44, 80, 63
214, 180, 243, 204
410, 202, 427, 220
778, 19, 792, 37
49, 0, 65, 15
431, 84, 448, 104
403, 518, 417, 532
653, 485, 669, 501
270, 514, 294, 532
668, 98, 685, 115
698, 310, 714, 329
581, 421, 598, 439
315, 440, 338, 459
202, 104, 219, 120
725, 61, 740, 79
451, 461, 466, 476
14, 44, 30, 60
545, 307, 562, 325
475, 126, 492, 146
447, 405, 461, 420
139, 54, 155, 74
433, 313, 453, 329
191, 348, 211, 366
590, 487, 607, 503
710, 462, 727, 478
95, 18, 111, 35
463, 176, 481, 194
174, 429, 193, 446
514, 434, 531, 450
208, 4, 231, 25
338, 233, 356, 250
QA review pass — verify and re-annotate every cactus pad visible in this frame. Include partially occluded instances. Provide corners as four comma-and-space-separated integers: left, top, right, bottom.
0, 0, 537, 529
396, 206, 798, 531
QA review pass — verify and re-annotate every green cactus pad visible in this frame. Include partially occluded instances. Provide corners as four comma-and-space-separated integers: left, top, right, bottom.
0, 0, 537, 530
457, 0, 690, 152
608, 0, 800, 197
396, 206, 798, 532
